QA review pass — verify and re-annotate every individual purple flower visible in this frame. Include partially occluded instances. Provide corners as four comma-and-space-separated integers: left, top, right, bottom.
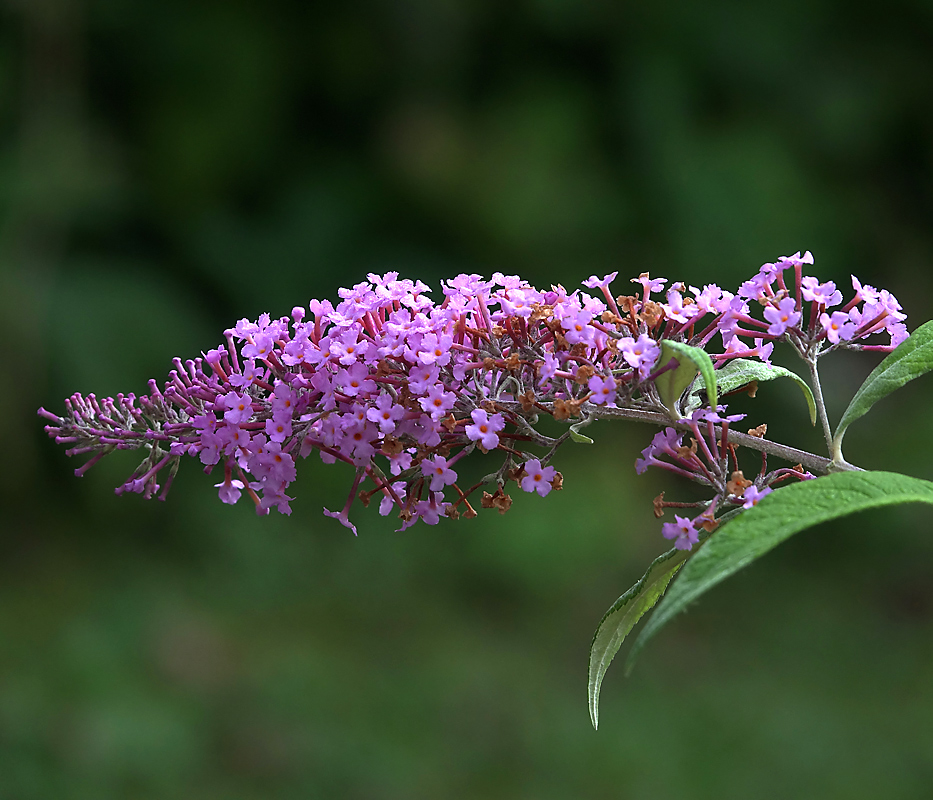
801, 277, 842, 307
853, 297, 905, 338
419, 385, 456, 421
344, 421, 379, 465
198, 430, 224, 466
562, 309, 595, 345
820, 310, 857, 344
738, 270, 775, 301
520, 458, 556, 497
851, 275, 880, 303
408, 415, 442, 447
634, 427, 684, 474
763, 297, 801, 337
499, 287, 538, 318
261, 486, 294, 516
776, 250, 814, 269
309, 370, 337, 411
330, 330, 368, 365
538, 352, 559, 382
323, 506, 358, 536
192, 412, 219, 432
337, 363, 376, 397
889, 322, 909, 347
379, 482, 406, 516
878, 289, 907, 322
690, 284, 728, 315
441, 273, 493, 298
417, 332, 453, 367
720, 335, 748, 357
265, 417, 292, 443
692, 408, 746, 424
493, 272, 524, 289
587, 375, 617, 406
421, 455, 458, 491
620, 334, 660, 378
215, 478, 245, 505
270, 381, 297, 420
663, 289, 698, 324
465, 408, 505, 450
580, 293, 608, 319
412, 493, 449, 526
242, 332, 275, 361
366, 392, 406, 434
220, 422, 250, 449
661, 515, 699, 550
631, 273, 666, 295
582, 272, 618, 290
755, 338, 775, 366
408, 364, 440, 396
742, 485, 772, 508
232, 317, 258, 339
221, 391, 254, 425
386, 450, 413, 476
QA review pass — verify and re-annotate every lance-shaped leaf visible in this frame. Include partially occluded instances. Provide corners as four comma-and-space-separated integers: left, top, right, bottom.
626, 471, 933, 673
832, 321, 933, 463
686, 358, 817, 424
587, 546, 688, 730
655, 340, 718, 419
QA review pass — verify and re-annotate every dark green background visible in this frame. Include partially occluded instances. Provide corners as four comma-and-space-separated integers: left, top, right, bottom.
5, 1, 933, 798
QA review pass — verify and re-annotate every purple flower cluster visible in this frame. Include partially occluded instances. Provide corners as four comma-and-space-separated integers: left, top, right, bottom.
639, 408, 813, 549
733, 251, 907, 353
39, 253, 907, 539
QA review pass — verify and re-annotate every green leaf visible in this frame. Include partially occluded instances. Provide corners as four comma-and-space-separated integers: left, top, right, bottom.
569, 422, 594, 444
688, 358, 817, 424
626, 471, 933, 673
832, 321, 933, 463
587, 546, 688, 730
655, 340, 718, 419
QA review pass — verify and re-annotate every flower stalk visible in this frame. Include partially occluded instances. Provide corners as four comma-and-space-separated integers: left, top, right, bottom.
40, 253, 903, 544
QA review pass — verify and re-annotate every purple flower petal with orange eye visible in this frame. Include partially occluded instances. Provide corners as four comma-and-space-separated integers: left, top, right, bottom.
763, 297, 801, 337
520, 459, 556, 497
421, 455, 457, 491
465, 409, 504, 450
587, 375, 617, 406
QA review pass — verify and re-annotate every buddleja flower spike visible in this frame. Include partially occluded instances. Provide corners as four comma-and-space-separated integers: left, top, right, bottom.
41, 254, 933, 729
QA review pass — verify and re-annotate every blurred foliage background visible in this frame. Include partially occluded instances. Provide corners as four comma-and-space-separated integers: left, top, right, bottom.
5, 1, 933, 797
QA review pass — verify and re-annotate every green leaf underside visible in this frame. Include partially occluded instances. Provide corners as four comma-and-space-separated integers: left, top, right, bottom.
626, 472, 933, 673
569, 423, 594, 444
656, 340, 718, 418
587, 546, 689, 730
705, 358, 817, 425
833, 320, 933, 455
